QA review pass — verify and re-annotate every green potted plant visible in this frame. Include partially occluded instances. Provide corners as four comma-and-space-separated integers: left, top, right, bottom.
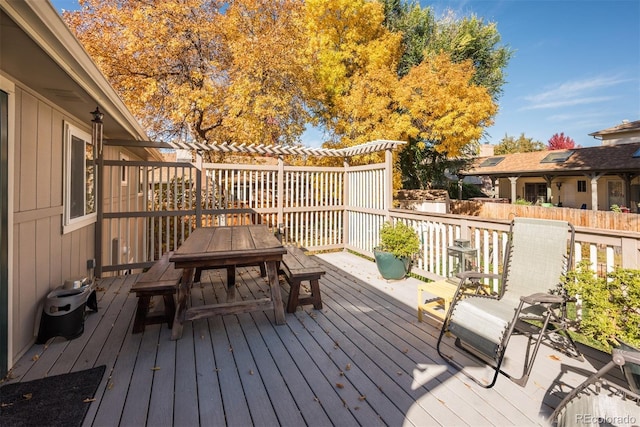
373, 221, 421, 280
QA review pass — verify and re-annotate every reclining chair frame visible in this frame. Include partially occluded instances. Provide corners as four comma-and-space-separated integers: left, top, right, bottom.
437, 218, 580, 388
551, 348, 640, 426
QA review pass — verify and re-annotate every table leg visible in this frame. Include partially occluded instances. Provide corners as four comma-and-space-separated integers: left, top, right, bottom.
266, 260, 286, 325
171, 267, 194, 340
226, 266, 236, 302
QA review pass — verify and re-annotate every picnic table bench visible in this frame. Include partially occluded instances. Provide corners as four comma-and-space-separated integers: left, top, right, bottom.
130, 252, 182, 333
280, 246, 325, 313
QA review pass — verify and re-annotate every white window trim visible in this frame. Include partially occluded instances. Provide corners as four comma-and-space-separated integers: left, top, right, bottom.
63, 122, 97, 234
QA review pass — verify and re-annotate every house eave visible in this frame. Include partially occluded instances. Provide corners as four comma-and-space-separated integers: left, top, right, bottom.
1, 0, 161, 159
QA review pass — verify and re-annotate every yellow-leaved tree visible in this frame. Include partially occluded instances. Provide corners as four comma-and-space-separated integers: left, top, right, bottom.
65, 0, 499, 176
303, 0, 405, 155
394, 52, 497, 189
65, 0, 312, 145
397, 52, 497, 157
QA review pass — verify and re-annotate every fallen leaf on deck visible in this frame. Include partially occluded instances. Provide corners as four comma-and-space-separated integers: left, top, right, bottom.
23, 393, 33, 400
83, 398, 96, 403
548, 354, 561, 361
335, 383, 344, 389
151, 366, 161, 371
31, 355, 39, 361
345, 363, 351, 371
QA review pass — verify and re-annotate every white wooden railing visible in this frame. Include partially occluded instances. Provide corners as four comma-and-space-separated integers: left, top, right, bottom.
99, 158, 640, 278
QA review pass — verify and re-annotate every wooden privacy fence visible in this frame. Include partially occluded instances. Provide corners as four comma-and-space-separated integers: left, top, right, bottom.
451, 200, 640, 232
99, 158, 370, 275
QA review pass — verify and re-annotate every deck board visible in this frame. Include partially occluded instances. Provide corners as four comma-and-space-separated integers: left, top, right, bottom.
4, 251, 607, 426
148, 326, 177, 426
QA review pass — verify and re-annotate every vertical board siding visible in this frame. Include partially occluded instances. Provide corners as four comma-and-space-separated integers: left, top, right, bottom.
10, 88, 95, 361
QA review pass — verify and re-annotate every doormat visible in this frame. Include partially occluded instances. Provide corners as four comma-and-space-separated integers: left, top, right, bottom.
0, 365, 106, 427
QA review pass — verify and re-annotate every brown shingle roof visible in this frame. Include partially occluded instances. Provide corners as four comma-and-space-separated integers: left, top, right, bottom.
589, 120, 640, 137
462, 142, 640, 177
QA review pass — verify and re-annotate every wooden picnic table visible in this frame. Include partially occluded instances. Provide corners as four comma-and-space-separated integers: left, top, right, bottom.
169, 225, 287, 340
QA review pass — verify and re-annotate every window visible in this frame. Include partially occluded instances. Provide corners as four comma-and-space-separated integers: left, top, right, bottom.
577, 180, 587, 192
479, 157, 505, 167
63, 122, 96, 233
120, 153, 129, 186
540, 151, 574, 163
524, 183, 547, 204
608, 180, 625, 208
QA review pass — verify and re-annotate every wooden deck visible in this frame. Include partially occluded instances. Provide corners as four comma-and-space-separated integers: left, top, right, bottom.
5, 252, 611, 426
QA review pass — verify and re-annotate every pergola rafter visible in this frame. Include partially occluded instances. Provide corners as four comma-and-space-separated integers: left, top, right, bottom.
105, 139, 406, 158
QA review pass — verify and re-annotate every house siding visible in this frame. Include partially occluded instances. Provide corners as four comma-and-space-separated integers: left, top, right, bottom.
10, 84, 96, 360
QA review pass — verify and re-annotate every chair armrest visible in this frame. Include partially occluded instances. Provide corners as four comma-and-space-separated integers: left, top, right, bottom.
455, 271, 501, 297
456, 271, 501, 281
520, 292, 564, 304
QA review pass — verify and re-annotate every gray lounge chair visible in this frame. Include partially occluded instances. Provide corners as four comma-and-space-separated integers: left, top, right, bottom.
551, 348, 640, 426
437, 217, 580, 388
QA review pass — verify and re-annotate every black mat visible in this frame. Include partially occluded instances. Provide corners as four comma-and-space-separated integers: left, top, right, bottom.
0, 365, 106, 427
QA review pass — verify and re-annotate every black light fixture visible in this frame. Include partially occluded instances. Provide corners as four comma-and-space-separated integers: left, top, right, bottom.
91, 106, 104, 123
556, 182, 562, 190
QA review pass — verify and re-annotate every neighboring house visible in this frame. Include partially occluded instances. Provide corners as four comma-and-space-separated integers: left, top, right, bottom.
460, 142, 640, 212
589, 119, 640, 146
0, 1, 161, 376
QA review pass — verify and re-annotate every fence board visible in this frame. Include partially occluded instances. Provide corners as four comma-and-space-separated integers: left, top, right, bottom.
451, 200, 640, 232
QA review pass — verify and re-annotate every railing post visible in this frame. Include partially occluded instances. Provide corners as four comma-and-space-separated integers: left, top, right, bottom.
277, 156, 284, 229
621, 237, 639, 269
92, 107, 104, 278
384, 148, 393, 222
195, 163, 202, 228
343, 157, 349, 249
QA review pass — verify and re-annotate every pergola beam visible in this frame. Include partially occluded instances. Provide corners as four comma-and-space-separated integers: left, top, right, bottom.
105, 139, 406, 158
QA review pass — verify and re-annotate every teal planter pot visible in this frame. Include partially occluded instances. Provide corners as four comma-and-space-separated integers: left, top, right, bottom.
373, 248, 411, 280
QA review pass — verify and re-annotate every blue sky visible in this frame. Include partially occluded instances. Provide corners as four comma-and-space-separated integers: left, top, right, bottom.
51, 0, 639, 148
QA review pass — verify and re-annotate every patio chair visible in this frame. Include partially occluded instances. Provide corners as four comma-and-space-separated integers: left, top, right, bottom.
551, 348, 640, 426
437, 217, 580, 388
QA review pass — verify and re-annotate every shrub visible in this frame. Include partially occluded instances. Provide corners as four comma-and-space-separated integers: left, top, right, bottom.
514, 198, 532, 205
564, 261, 640, 350
378, 221, 421, 259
